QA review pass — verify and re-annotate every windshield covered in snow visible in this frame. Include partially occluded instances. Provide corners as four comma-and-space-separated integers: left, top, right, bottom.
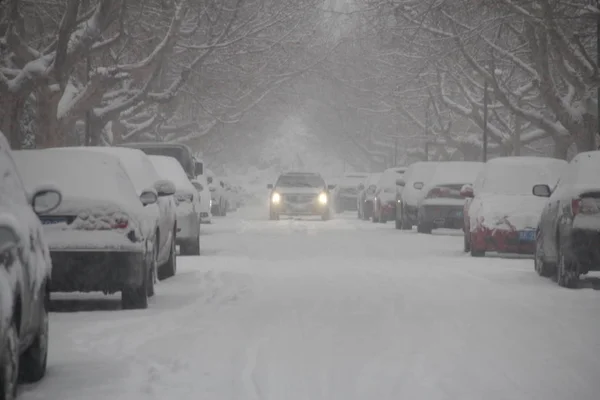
276, 174, 325, 188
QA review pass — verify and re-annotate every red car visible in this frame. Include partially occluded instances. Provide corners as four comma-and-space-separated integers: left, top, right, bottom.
462, 157, 567, 257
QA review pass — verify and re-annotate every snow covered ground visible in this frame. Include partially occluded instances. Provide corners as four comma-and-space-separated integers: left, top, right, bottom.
20, 207, 600, 400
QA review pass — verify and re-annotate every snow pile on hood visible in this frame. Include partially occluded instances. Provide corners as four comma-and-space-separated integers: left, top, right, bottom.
54, 147, 160, 195
149, 155, 196, 194
13, 149, 141, 216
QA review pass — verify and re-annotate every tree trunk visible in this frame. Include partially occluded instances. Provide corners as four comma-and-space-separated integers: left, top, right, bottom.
553, 139, 571, 160
36, 87, 62, 148
0, 94, 25, 149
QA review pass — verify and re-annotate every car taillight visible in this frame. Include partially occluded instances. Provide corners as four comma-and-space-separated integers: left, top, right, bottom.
112, 217, 129, 229
571, 198, 581, 216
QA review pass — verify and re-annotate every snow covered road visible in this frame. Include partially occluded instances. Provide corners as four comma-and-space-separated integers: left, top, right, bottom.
20, 207, 600, 400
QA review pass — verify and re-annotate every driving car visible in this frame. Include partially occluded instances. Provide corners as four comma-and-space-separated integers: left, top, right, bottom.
13, 149, 158, 310
416, 161, 484, 233
333, 173, 369, 213
0, 132, 62, 398
357, 173, 382, 220
120, 142, 201, 179
267, 172, 335, 220
372, 168, 407, 223
149, 155, 201, 256
462, 156, 567, 257
53, 147, 178, 280
191, 175, 212, 224
396, 162, 441, 230
533, 151, 600, 288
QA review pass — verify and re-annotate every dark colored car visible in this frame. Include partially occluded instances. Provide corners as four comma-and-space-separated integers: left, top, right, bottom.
533, 151, 600, 288
357, 173, 381, 220
0, 131, 62, 398
267, 172, 335, 220
120, 142, 202, 179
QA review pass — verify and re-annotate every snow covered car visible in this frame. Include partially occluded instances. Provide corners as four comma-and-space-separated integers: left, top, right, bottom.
13, 149, 158, 310
372, 168, 407, 223
0, 133, 62, 397
120, 142, 199, 179
149, 155, 201, 256
333, 173, 369, 212
533, 151, 600, 288
191, 175, 212, 224
205, 168, 227, 216
462, 156, 567, 257
416, 161, 484, 233
54, 147, 178, 280
357, 173, 382, 220
267, 172, 335, 220
396, 162, 441, 230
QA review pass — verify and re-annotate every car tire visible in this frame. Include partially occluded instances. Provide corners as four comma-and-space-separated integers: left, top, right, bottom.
158, 231, 177, 280
1, 320, 18, 400
182, 236, 200, 256
557, 243, 579, 288
122, 266, 149, 310
469, 233, 485, 257
534, 230, 554, 278
19, 290, 48, 383
417, 221, 431, 234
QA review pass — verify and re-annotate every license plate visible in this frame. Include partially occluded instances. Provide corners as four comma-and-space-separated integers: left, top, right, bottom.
39, 217, 67, 225
519, 230, 535, 241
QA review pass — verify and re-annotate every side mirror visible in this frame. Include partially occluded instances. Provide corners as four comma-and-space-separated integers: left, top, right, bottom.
327, 184, 336, 190
140, 189, 158, 206
413, 182, 424, 190
31, 187, 62, 214
396, 178, 405, 187
532, 184, 551, 198
154, 179, 176, 197
267, 184, 274, 189
194, 160, 203, 176
460, 184, 474, 198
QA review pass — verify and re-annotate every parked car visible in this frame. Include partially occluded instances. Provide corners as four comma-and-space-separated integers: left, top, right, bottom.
267, 172, 335, 220
191, 175, 212, 224
120, 142, 201, 179
533, 151, 600, 288
205, 168, 227, 216
357, 173, 382, 220
333, 173, 369, 213
0, 133, 62, 398
220, 178, 237, 212
149, 155, 201, 256
396, 162, 441, 230
373, 168, 407, 223
13, 149, 158, 310
462, 156, 567, 257
416, 161, 484, 233
54, 147, 178, 280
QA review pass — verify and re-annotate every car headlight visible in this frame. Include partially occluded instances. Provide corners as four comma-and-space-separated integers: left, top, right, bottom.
271, 192, 281, 204
318, 192, 328, 205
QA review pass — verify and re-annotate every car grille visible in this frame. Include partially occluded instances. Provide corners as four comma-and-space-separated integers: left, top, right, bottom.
284, 194, 317, 203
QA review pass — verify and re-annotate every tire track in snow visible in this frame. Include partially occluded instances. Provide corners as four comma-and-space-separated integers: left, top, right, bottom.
241, 339, 266, 400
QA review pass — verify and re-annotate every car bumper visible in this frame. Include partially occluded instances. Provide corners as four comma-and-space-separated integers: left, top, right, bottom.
472, 227, 535, 254
420, 204, 464, 229
176, 211, 199, 241
272, 202, 329, 216
49, 250, 145, 294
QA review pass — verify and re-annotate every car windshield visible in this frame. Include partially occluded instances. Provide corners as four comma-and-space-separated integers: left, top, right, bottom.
277, 174, 325, 188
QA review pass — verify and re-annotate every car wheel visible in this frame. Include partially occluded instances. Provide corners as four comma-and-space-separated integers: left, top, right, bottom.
557, 243, 579, 288
534, 230, 554, 278
1, 321, 18, 400
122, 266, 149, 310
417, 221, 431, 234
470, 233, 485, 257
19, 290, 48, 383
158, 231, 177, 280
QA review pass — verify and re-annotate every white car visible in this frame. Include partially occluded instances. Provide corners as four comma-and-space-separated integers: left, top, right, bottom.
149, 155, 201, 255
205, 168, 227, 216
54, 147, 178, 280
13, 149, 158, 310
415, 161, 484, 233
396, 162, 441, 229
0, 132, 62, 397
191, 175, 212, 224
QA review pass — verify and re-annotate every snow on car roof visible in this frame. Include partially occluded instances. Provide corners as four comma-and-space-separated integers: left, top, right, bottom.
12, 149, 140, 208
481, 157, 567, 195
148, 155, 196, 192
378, 168, 406, 187
404, 161, 441, 183
52, 147, 160, 195
569, 151, 600, 185
428, 161, 484, 186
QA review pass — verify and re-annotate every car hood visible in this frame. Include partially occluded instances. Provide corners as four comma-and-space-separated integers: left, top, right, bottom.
479, 193, 546, 230
274, 187, 323, 195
